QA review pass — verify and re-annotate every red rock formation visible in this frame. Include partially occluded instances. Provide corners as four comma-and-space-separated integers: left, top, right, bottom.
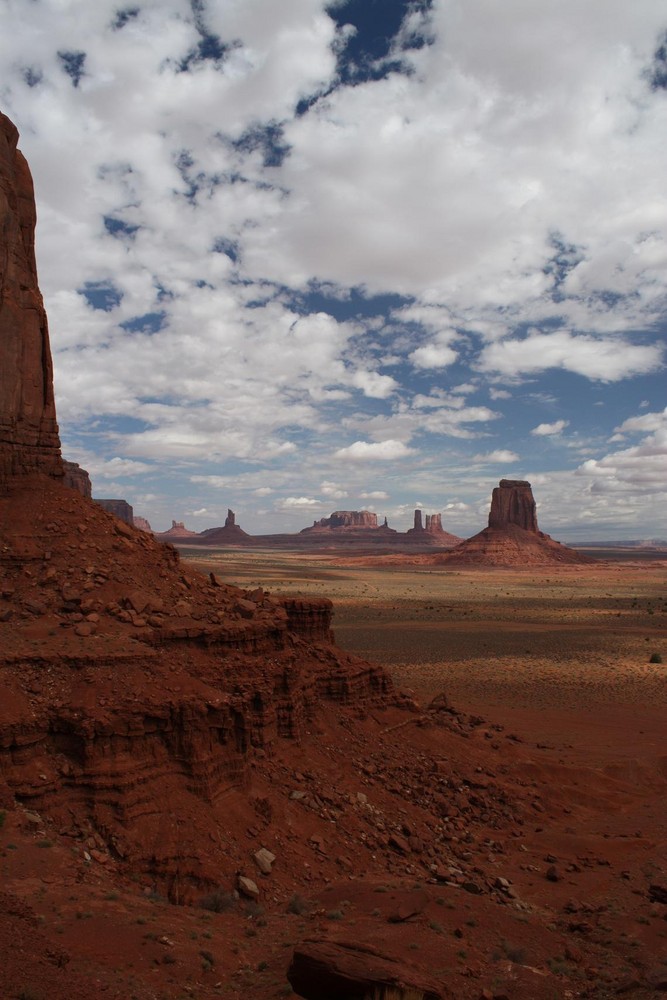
132, 515, 153, 532
0, 113, 61, 485
405, 509, 461, 547
94, 498, 134, 524
488, 479, 538, 532
62, 460, 92, 498
304, 510, 380, 532
155, 519, 199, 539
0, 114, 401, 897
439, 480, 592, 566
288, 939, 447, 1000
198, 508, 254, 544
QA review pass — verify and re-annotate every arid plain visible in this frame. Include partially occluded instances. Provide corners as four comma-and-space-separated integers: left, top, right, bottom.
181, 546, 667, 727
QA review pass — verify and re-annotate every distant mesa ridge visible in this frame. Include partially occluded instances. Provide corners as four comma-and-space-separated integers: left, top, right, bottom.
302, 510, 390, 532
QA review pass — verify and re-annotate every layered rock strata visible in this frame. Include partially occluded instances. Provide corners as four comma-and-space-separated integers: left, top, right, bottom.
0, 115, 398, 894
488, 479, 538, 532
62, 460, 92, 498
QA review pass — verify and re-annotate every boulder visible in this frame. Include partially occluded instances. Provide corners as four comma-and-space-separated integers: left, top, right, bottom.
288, 939, 448, 999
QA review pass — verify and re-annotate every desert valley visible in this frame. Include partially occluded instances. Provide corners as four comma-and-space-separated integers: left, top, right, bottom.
2, 108, 667, 1000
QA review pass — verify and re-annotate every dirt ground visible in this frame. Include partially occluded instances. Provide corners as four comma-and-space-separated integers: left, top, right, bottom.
2, 544, 666, 1000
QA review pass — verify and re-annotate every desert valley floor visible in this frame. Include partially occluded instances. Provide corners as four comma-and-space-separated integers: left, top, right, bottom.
2, 544, 666, 1000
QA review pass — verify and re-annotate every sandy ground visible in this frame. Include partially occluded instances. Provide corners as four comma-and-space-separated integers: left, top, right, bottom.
182, 548, 667, 767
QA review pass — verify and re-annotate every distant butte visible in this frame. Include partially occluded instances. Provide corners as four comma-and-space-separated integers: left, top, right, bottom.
438, 479, 593, 566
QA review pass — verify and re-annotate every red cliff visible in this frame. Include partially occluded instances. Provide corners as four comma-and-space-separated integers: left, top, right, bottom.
0, 112, 61, 485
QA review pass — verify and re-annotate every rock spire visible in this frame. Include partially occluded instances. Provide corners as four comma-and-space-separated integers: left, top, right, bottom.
0, 113, 61, 485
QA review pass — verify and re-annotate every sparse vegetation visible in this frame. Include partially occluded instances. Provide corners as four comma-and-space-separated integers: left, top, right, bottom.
199, 889, 236, 913
500, 940, 527, 964
286, 893, 309, 915
649, 652, 663, 663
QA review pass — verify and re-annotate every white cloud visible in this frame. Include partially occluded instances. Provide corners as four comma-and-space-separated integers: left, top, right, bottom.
575, 407, 667, 495
409, 343, 458, 370
334, 440, 415, 461
2, 0, 667, 537
473, 449, 520, 463
479, 332, 664, 382
320, 480, 348, 499
280, 496, 321, 507
360, 490, 389, 500
531, 419, 570, 436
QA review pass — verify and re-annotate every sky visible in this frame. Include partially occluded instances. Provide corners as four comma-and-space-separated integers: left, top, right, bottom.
1, 0, 666, 540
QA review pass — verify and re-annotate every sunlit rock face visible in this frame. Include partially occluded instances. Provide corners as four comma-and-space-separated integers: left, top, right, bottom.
0, 112, 61, 486
488, 479, 539, 533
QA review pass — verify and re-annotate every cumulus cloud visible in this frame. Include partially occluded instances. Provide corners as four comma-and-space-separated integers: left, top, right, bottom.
479, 332, 664, 382
360, 490, 389, 500
2, 0, 666, 536
473, 449, 520, 463
575, 407, 667, 495
531, 419, 570, 436
334, 440, 415, 461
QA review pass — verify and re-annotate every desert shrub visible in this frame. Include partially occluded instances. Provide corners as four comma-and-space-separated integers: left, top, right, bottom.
649, 652, 663, 663
0, 810, 5, 830
326, 909, 344, 921
199, 889, 236, 913
501, 940, 527, 963
286, 893, 309, 915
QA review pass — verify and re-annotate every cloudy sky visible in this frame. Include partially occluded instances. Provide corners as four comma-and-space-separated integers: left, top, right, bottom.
2, 0, 666, 539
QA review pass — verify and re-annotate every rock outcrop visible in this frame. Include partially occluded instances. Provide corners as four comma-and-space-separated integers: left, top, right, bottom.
94, 498, 134, 524
132, 515, 152, 532
488, 479, 538, 532
198, 508, 254, 544
439, 479, 592, 566
62, 460, 92, 498
0, 112, 61, 486
405, 509, 462, 547
0, 115, 397, 895
304, 510, 380, 532
155, 519, 199, 539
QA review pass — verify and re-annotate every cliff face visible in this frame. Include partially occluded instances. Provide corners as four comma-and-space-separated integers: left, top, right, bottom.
62, 460, 92, 498
0, 114, 399, 896
488, 479, 538, 532
0, 113, 61, 485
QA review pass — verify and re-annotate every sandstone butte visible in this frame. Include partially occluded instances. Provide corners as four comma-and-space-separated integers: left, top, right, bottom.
434, 480, 594, 567
2, 112, 665, 1000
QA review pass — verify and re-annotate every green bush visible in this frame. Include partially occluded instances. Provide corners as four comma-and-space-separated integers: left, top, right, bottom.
649, 652, 663, 663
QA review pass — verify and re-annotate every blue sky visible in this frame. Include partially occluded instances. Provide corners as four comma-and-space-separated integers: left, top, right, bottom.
1, 0, 666, 540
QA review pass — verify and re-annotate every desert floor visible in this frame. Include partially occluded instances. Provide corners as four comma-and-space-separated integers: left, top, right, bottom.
182, 547, 667, 770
